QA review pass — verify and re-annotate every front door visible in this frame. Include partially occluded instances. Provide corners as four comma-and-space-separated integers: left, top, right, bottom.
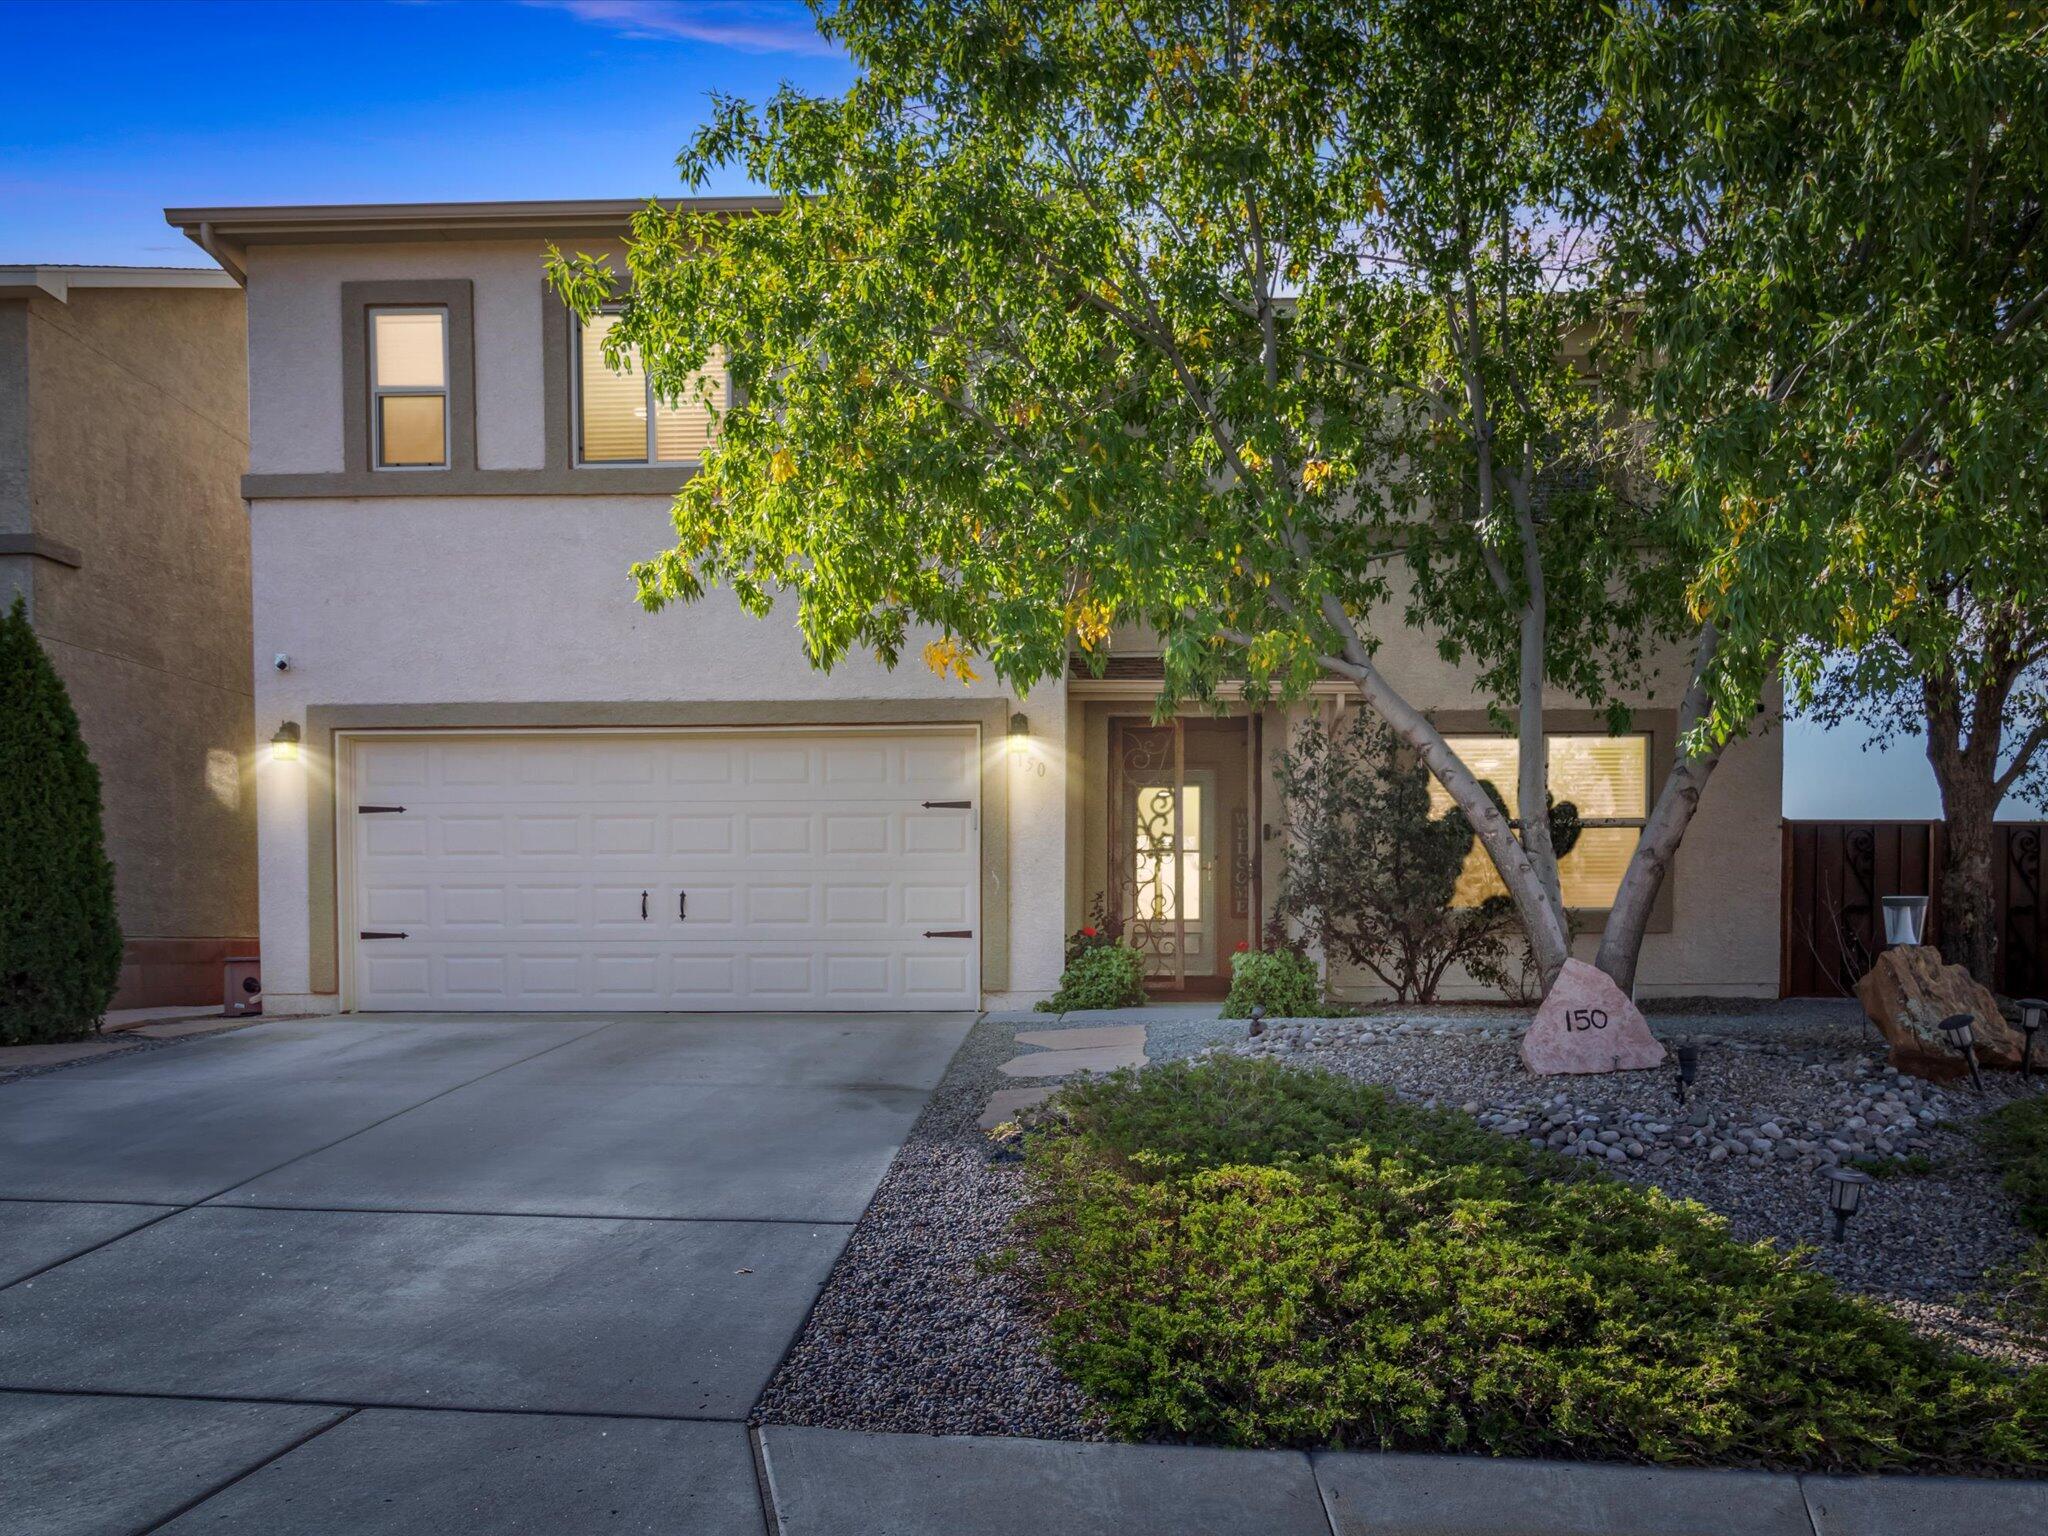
1109, 717, 1259, 994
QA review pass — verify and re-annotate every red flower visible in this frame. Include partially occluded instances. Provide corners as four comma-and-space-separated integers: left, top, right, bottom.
1080, 926, 1099, 938
1234, 940, 1251, 952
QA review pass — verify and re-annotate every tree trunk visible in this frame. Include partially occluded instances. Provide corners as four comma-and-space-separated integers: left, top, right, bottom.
1936, 786, 1999, 985
1593, 625, 1728, 997
1923, 658, 2009, 987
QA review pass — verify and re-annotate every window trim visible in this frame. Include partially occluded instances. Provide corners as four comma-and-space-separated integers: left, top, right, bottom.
1414, 707, 1679, 936
339, 278, 477, 480
367, 305, 451, 471
1433, 730, 1652, 913
571, 307, 724, 469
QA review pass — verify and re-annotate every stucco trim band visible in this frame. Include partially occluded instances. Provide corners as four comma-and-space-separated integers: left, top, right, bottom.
301, 701, 1013, 1004
0, 533, 83, 568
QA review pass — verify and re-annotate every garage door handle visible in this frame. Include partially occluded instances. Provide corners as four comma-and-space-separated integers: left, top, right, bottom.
679, 891, 687, 921
641, 890, 648, 921
920, 800, 972, 809
922, 929, 973, 939
359, 930, 408, 940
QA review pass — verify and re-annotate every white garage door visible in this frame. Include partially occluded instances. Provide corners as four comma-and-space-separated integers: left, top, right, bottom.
347, 729, 980, 1011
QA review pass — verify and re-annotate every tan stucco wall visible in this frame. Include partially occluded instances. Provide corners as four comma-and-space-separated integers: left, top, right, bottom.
1073, 621, 1784, 1000
21, 285, 257, 948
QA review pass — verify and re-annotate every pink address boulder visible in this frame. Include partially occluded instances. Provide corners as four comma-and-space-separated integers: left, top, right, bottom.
1521, 958, 1666, 1075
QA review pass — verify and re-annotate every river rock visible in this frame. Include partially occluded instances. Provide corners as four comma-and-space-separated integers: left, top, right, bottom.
1853, 944, 2023, 1079
1521, 959, 1667, 1075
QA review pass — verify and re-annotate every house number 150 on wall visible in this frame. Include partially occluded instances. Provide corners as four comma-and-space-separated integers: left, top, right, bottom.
1565, 1008, 1610, 1032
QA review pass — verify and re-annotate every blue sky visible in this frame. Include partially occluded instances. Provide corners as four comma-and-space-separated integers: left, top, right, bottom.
0, 0, 2022, 821
0, 1, 850, 264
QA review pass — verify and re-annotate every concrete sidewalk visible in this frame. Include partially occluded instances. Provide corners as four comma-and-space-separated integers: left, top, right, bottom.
754, 1425, 2048, 1536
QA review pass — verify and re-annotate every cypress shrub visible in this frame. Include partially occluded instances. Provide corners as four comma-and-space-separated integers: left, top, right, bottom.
0, 597, 123, 1041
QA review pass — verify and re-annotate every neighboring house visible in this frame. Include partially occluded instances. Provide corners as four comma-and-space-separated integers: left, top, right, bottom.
0, 264, 256, 1008
167, 200, 1781, 1015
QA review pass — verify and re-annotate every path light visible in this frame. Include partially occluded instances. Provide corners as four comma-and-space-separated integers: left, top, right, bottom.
1674, 1041, 1701, 1107
1881, 895, 1929, 947
2017, 999, 2046, 1080
269, 720, 301, 762
1248, 1004, 1267, 1039
1826, 1167, 1872, 1243
1938, 1011, 1984, 1094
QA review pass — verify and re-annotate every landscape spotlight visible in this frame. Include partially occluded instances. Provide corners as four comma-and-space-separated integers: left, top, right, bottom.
1674, 1041, 1700, 1107
1248, 1004, 1267, 1039
2018, 999, 2046, 1080
1938, 1011, 1984, 1094
1825, 1166, 1872, 1243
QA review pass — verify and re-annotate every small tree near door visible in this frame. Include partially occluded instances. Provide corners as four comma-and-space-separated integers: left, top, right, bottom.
0, 597, 123, 1042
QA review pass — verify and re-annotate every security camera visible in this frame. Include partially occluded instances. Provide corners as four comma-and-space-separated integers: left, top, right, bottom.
273, 653, 291, 672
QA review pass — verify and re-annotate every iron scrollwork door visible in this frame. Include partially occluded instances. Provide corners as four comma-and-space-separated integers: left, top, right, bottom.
1111, 719, 1188, 989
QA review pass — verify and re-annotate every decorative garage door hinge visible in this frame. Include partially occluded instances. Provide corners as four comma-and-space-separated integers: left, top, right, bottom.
359, 931, 408, 940
919, 800, 972, 809
356, 805, 406, 814
921, 929, 973, 939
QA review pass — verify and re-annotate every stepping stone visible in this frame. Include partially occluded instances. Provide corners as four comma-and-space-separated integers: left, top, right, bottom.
997, 1044, 1148, 1079
978, 1086, 1057, 1130
1014, 1025, 1147, 1051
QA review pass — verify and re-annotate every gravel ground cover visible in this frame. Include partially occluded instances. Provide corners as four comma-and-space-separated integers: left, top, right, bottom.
757, 999, 2048, 1438
752, 1012, 1104, 1439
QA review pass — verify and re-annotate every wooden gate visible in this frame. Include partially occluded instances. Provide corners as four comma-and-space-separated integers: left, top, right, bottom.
1781, 820, 2046, 998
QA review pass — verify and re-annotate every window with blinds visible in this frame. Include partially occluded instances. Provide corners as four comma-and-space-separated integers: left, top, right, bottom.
1426, 734, 1651, 909
577, 313, 724, 466
369, 308, 448, 469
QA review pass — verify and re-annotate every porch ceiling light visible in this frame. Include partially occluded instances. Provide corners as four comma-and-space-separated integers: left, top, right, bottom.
1938, 1011, 1984, 1094
1825, 1166, 1871, 1243
2017, 999, 2045, 1080
270, 720, 301, 762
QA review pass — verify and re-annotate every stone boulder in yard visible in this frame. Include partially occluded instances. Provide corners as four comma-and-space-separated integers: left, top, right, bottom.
1521, 958, 1667, 1075
1854, 944, 2023, 1080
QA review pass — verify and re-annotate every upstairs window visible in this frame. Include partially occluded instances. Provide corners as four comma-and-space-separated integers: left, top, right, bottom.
1426, 733, 1651, 910
577, 312, 724, 465
369, 307, 449, 469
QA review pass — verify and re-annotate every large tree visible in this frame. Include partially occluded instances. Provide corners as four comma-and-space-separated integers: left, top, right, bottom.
1609, 0, 2048, 983
553, 0, 1736, 994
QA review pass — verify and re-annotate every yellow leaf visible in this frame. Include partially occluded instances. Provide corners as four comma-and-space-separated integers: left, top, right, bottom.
921, 637, 981, 686
770, 448, 798, 484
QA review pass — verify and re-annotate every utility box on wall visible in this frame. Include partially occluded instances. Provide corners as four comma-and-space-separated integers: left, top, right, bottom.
223, 956, 262, 1017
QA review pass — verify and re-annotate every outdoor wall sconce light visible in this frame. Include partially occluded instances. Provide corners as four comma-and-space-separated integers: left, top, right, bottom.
270, 720, 301, 762
1825, 1166, 1871, 1243
1881, 895, 1929, 947
1938, 1011, 1984, 1093
1008, 711, 1030, 739
2018, 999, 2046, 1080
1674, 1041, 1700, 1107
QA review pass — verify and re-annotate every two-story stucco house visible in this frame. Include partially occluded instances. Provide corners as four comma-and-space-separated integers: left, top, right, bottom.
168, 199, 1783, 1017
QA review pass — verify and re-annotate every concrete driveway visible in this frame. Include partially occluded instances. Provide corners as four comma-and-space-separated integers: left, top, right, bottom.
0, 1011, 972, 1535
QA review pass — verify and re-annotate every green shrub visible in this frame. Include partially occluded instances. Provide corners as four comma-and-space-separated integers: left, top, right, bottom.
1220, 946, 1328, 1019
0, 598, 123, 1043
1012, 1057, 2048, 1471
1983, 1095, 2048, 1235
1035, 942, 1147, 1013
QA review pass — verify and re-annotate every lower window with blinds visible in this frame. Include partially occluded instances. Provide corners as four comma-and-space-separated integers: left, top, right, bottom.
1425, 734, 1651, 910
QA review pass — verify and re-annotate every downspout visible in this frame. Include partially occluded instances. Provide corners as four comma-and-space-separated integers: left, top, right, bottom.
193, 222, 248, 286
